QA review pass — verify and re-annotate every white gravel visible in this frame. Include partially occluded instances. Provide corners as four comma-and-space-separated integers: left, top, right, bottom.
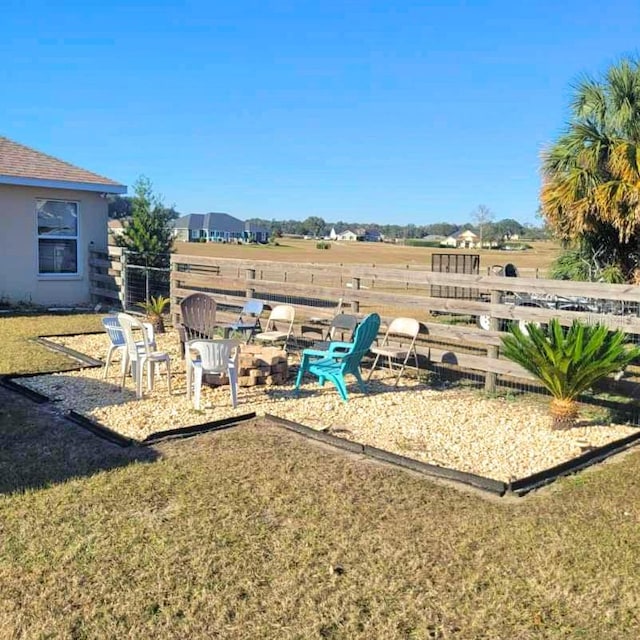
18, 332, 639, 482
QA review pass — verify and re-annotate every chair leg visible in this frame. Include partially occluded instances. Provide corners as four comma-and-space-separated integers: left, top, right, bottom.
394, 352, 412, 387
135, 359, 145, 399
394, 362, 406, 387
228, 363, 238, 408
147, 361, 154, 392
120, 354, 130, 389
193, 366, 203, 410
120, 350, 128, 380
186, 357, 193, 399
294, 366, 305, 389
104, 345, 116, 379
165, 359, 172, 395
353, 368, 367, 393
332, 376, 348, 401
367, 353, 381, 381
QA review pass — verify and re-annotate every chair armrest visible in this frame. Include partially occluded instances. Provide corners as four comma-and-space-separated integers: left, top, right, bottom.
301, 348, 331, 358
327, 341, 351, 354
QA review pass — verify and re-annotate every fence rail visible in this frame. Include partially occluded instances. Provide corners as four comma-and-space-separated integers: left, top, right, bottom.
170, 253, 640, 395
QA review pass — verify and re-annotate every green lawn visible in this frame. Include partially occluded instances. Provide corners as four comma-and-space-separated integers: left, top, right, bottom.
1, 314, 640, 638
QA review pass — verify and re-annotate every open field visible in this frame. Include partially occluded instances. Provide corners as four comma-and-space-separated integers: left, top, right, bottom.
175, 238, 562, 273
2, 314, 640, 638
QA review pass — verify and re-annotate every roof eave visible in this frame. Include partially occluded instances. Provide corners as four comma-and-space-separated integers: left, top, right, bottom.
0, 175, 127, 194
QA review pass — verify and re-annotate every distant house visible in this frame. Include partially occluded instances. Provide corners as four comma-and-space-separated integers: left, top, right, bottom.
0, 135, 126, 306
422, 234, 446, 243
329, 227, 338, 240
107, 218, 127, 245
442, 229, 480, 249
336, 230, 358, 241
173, 212, 269, 243
360, 229, 382, 242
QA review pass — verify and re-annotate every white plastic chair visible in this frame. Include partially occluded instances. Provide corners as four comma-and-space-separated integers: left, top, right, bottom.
117, 313, 171, 399
102, 316, 156, 380
186, 339, 239, 410
367, 317, 421, 386
254, 305, 296, 350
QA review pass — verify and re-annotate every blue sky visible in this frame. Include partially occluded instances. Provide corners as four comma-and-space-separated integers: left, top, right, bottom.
2, 0, 640, 225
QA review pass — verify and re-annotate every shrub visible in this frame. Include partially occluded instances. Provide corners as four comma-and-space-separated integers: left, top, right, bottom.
501, 319, 640, 429
404, 239, 443, 247
316, 241, 331, 250
136, 295, 171, 334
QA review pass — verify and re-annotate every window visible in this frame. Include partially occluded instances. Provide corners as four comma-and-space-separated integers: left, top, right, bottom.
37, 199, 79, 275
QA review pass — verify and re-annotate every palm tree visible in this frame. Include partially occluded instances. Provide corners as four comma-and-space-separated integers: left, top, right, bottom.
501, 319, 640, 429
541, 58, 640, 282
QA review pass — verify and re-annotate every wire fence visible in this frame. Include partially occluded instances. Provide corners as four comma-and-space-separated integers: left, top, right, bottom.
122, 252, 171, 312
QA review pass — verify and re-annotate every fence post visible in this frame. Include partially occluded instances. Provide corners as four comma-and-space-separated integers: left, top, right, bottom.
145, 266, 150, 303
121, 250, 128, 311
351, 277, 360, 313
170, 255, 178, 326
246, 268, 256, 300
87, 242, 96, 305
484, 288, 501, 393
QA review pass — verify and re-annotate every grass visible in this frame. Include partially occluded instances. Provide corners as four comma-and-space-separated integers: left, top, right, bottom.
2, 314, 640, 638
0, 313, 102, 375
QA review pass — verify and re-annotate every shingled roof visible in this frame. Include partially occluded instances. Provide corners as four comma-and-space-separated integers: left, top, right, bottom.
0, 136, 126, 193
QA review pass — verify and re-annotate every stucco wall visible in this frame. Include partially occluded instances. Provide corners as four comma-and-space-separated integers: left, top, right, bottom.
0, 184, 108, 306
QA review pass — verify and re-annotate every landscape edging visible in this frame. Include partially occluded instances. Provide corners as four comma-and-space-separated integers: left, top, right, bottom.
508, 428, 640, 495
36, 336, 104, 368
265, 414, 508, 495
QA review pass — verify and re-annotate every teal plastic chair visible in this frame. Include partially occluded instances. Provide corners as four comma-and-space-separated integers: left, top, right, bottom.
294, 313, 381, 401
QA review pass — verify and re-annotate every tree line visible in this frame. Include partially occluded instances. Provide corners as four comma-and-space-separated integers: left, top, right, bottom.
109, 197, 547, 242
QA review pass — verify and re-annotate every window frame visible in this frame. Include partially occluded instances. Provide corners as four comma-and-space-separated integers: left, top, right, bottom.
36, 198, 82, 279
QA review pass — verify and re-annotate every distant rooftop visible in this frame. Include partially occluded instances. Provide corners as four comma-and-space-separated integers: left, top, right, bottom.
0, 136, 126, 193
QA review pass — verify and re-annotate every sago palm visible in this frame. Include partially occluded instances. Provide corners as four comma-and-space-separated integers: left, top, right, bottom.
501, 319, 640, 429
136, 295, 170, 334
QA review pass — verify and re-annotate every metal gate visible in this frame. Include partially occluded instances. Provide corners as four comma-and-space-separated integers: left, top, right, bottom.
430, 253, 480, 300
122, 257, 170, 312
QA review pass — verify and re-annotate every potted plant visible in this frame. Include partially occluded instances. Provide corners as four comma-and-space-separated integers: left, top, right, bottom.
137, 295, 170, 334
501, 319, 640, 429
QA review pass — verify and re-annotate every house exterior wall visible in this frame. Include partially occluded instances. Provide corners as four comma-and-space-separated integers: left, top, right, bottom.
173, 228, 190, 242
0, 184, 108, 305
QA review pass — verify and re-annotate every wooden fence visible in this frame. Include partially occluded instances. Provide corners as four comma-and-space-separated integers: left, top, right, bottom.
88, 245, 124, 307
169, 254, 640, 394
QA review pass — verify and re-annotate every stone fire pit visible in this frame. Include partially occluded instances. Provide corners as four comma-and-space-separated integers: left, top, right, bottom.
203, 344, 289, 387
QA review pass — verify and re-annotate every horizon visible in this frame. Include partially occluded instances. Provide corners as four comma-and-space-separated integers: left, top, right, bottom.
3, 1, 640, 225
125, 199, 543, 230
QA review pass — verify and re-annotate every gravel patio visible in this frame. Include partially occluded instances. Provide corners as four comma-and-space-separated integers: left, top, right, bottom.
16, 331, 639, 483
